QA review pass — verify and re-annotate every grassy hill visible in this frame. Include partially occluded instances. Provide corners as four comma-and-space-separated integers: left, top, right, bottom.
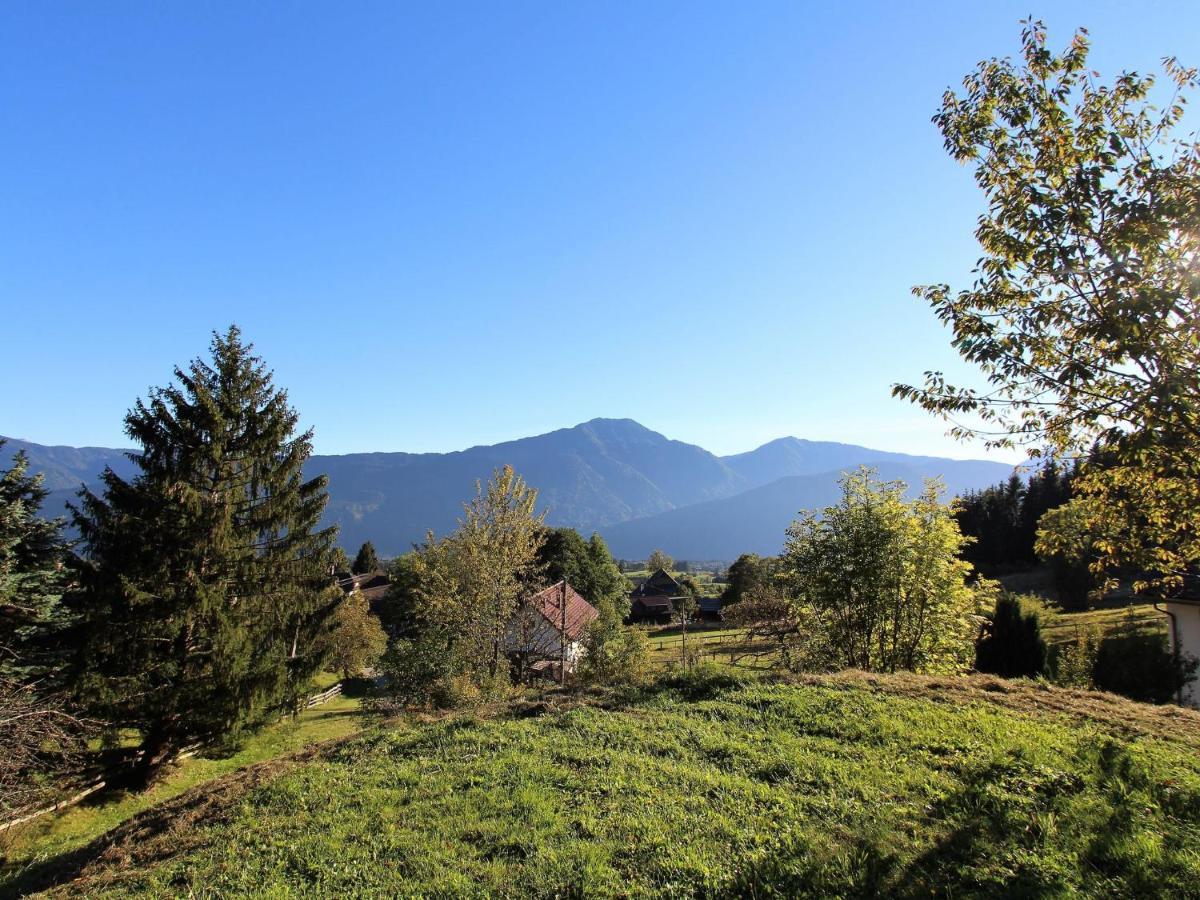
7, 669, 1200, 898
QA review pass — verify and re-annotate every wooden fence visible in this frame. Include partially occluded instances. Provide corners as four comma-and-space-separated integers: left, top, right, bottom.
304, 682, 343, 709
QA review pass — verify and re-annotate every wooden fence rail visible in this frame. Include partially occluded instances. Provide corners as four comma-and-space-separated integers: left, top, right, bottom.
304, 683, 343, 709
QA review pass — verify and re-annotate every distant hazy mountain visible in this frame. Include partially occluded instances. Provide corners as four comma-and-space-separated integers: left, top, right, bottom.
0, 436, 136, 522
312, 419, 747, 552
723, 437, 1005, 489
2, 419, 1014, 559
602, 458, 1017, 560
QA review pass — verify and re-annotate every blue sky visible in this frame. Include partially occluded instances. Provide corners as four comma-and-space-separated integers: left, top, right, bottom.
2, 2, 1197, 460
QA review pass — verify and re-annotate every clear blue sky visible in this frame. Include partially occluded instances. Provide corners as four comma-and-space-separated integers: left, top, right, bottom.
3, 2, 1197, 460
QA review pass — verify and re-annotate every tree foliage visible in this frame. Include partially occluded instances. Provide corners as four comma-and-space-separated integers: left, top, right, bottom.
537, 528, 629, 620
894, 20, 1200, 593
721, 553, 777, 605
646, 549, 673, 573
395, 466, 545, 701
783, 468, 982, 674
956, 461, 1074, 570
0, 444, 72, 683
974, 594, 1048, 679
352, 541, 380, 575
0, 446, 87, 821
320, 588, 388, 679
329, 546, 351, 573
578, 603, 650, 686
68, 327, 341, 783
723, 584, 809, 671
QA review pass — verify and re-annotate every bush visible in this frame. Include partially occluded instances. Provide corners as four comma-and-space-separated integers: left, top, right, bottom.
975, 593, 1048, 678
1050, 611, 1197, 704
1093, 623, 1198, 704
378, 631, 460, 708
580, 621, 651, 686
1052, 628, 1101, 690
655, 661, 752, 701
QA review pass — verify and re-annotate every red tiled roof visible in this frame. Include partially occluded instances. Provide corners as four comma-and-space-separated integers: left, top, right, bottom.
528, 580, 599, 642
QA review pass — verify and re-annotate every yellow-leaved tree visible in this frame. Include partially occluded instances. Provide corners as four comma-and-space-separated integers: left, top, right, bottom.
894, 20, 1199, 594
783, 468, 985, 674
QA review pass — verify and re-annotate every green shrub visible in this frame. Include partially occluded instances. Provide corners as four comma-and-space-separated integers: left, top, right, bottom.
1093, 624, 1197, 704
975, 593, 1048, 678
580, 622, 651, 686
1052, 627, 1101, 689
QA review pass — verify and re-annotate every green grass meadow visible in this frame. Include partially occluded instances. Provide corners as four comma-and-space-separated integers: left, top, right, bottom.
2, 690, 364, 879
11, 668, 1200, 898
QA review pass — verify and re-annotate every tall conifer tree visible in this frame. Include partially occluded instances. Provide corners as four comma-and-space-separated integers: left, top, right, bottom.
0, 443, 72, 682
351, 540, 380, 574
70, 326, 340, 784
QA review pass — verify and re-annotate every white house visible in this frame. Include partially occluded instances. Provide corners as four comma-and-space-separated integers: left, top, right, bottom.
505, 580, 599, 681
1162, 589, 1200, 707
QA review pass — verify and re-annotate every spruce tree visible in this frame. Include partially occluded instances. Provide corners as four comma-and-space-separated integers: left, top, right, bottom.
0, 446, 85, 820
0, 443, 72, 682
330, 546, 351, 573
974, 594, 1048, 679
352, 540, 380, 574
70, 326, 341, 784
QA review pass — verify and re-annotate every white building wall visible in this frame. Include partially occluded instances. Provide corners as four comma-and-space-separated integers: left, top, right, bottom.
1165, 601, 1200, 708
503, 613, 586, 674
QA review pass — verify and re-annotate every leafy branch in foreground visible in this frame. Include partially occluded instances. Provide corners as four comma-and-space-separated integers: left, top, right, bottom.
895, 20, 1200, 592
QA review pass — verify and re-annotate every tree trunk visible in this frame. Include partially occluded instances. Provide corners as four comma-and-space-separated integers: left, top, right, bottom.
132, 721, 177, 789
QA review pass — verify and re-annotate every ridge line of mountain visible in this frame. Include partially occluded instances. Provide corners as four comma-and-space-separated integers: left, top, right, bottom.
2, 418, 1015, 560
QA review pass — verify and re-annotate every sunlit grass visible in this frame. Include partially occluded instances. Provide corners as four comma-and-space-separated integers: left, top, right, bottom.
25, 668, 1200, 898
3, 691, 364, 870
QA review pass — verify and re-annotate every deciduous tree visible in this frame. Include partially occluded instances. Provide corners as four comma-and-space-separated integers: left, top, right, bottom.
646, 549, 673, 573
321, 588, 388, 679
894, 20, 1200, 593
721, 553, 776, 605
402, 467, 545, 698
783, 468, 981, 674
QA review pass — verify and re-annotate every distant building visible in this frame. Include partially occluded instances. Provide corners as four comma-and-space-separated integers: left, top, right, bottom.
507, 580, 599, 681
695, 596, 723, 622
335, 570, 392, 617
629, 568, 684, 623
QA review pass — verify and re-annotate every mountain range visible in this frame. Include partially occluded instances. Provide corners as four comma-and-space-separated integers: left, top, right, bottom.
2, 418, 1015, 560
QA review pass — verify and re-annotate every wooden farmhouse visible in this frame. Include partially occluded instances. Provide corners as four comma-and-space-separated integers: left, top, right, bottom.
629, 568, 723, 623
628, 568, 686, 624
506, 580, 599, 681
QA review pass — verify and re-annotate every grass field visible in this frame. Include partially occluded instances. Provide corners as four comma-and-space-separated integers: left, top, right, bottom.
1, 685, 365, 878
9, 668, 1200, 898
1039, 601, 1164, 645
643, 596, 1170, 669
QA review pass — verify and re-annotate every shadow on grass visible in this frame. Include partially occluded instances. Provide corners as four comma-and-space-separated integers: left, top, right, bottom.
721, 738, 1184, 899
0, 778, 241, 900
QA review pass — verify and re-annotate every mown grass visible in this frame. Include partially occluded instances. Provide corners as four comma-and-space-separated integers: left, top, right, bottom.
17, 668, 1200, 898
1, 691, 364, 877
1039, 601, 1164, 645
